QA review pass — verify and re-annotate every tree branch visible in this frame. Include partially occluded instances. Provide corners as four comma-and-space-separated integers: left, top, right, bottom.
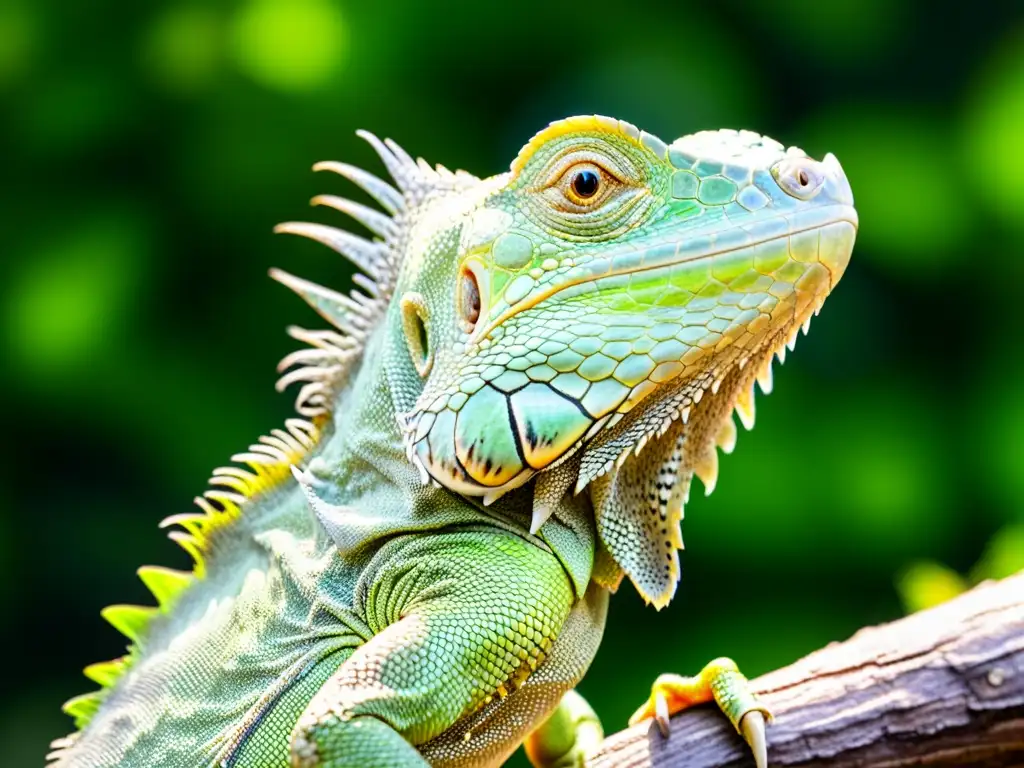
590, 571, 1024, 767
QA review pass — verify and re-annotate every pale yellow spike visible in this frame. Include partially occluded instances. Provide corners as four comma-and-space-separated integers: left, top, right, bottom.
211, 465, 254, 480
259, 434, 295, 454
310, 194, 392, 238
311, 159, 402, 214
694, 447, 719, 496
530, 504, 554, 535
167, 532, 205, 576
208, 474, 252, 495
137, 565, 193, 609
735, 384, 756, 431
100, 604, 156, 644
531, 463, 576, 534
158, 512, 208, 536
231, 451, 276, 467
287, 418, 318, 446
203, 490, 247, 507
716, 417, 737, 454
756, 360, 774, 394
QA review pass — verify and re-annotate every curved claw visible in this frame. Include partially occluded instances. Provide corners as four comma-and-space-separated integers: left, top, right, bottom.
631, 660, 771, 767
654, 690, 670, 737
740, 711, 768, 768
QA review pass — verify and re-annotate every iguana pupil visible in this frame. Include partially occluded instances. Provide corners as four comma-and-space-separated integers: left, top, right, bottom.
571, 168, 600, 197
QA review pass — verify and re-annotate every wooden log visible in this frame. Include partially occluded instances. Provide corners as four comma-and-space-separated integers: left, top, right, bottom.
589, 572, 1024, 767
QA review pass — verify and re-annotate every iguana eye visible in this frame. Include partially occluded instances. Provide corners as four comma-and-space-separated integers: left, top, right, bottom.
556, 162, 619, 209
527, 144, 651, 239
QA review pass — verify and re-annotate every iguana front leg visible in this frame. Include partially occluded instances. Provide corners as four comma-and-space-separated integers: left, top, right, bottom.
289, 529, 576, 767
523, 661, 769, 768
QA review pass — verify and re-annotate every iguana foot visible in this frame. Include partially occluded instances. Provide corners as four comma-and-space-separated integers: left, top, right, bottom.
524, 690, 603, 768
629, 657, 771, 768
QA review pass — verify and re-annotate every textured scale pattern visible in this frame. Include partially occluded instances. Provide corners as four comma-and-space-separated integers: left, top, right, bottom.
53, 114, 855, 768
290, 531, 575, 766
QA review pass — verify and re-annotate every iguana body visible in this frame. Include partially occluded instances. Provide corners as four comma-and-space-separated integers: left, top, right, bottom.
51, 116, 856, 768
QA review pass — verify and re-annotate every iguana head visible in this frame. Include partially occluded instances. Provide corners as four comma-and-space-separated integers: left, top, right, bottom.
277, 115, 857, 607
391, 115, 855, 605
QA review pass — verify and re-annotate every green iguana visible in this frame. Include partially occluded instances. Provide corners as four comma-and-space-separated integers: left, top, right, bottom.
50, 115, 857, 768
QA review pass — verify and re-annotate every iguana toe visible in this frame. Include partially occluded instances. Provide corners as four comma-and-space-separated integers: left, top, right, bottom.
630, 658, 772, 767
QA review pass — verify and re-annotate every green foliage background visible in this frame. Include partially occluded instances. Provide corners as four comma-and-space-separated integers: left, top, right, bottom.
1, 0, 1022, 763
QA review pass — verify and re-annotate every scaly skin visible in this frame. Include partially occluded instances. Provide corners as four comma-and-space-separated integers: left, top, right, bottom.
50, 115, 856, 768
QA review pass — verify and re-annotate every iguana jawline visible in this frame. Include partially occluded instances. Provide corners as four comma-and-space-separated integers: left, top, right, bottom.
474, 203, 857, 346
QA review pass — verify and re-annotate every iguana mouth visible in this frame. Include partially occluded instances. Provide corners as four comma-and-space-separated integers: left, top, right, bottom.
475, 202, 859, 344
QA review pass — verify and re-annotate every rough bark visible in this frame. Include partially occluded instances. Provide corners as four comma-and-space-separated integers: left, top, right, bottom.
590, 571, 1024, 767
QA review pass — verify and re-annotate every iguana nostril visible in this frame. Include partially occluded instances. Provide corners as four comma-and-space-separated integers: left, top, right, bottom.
772, 157, 825, 200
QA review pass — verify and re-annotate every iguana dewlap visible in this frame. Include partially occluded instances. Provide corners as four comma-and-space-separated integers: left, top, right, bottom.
50, 115, 856, 768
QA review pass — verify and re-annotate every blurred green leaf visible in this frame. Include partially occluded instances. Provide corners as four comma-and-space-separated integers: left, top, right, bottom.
142, 4, 222, 95
896, 560, 969, 613
971, 524, 1024, 582
228, 0, 346, 92
4, 215, 144, 381
0, 2, 38, 89
962, 26, 1024, 231
826, 385, 954, 558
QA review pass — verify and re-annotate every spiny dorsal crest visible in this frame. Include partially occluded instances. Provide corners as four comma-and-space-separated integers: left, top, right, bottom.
272, 130, 480, 418
54, 132, 477, 744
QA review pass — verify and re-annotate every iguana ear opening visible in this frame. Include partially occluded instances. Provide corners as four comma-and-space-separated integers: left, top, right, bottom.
456, 263, 483, 335
400, 292, 432, 377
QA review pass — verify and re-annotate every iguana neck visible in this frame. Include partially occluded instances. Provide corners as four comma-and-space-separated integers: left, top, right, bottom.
291, 318, 597, 596
308, 321, 418, 504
